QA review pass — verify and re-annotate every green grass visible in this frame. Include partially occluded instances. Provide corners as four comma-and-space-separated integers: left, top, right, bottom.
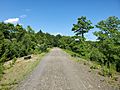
64, 49, 90, 63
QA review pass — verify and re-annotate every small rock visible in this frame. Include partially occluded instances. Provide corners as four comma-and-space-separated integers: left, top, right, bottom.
98, 85, 101, 88
88, 84, 93, 88
24, 55, 31, 60
100, 78, 105, 82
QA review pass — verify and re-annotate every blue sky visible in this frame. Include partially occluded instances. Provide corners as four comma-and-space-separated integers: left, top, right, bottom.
0, 0, 120, 40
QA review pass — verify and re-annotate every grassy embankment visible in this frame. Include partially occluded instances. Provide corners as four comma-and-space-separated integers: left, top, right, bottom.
64, 49, 120, 88
0, 50, 49, 90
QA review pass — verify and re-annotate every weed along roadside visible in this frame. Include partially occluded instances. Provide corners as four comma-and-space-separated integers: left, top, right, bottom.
64, 49, 120, 89
0, 52, 48, 90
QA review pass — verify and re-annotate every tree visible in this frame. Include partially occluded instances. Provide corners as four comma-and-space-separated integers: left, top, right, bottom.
94, 16, 120, 68
94, 16, 120, 41
72, 16, 94, 40
59, 36, 73, 49
15, 24, 26, 42
27, 26, 35, 34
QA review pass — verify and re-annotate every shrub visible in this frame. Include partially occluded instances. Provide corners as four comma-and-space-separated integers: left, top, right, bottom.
116, 59, 120, 72
38, 44, 48, 52
89, 48, 106, 64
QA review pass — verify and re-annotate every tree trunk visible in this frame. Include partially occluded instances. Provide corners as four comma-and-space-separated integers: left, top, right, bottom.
81, 29, 84, 40
82, 33, 84, 39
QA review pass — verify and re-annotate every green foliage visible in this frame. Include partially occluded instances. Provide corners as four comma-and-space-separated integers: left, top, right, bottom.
72, 16, 94, 39
90, 64, 101, 69
99, 65, 115, 77
0, 22, 57, 79
94, 16, 120, 69
0, 63, 4, 79
89, 48, 106, 64
0, 16, 120, 80
116, 59, 120, 72
0, 22, 56, 61
61, 16, 120, 77
12, 57, 17, 65
39, 44, 48, 52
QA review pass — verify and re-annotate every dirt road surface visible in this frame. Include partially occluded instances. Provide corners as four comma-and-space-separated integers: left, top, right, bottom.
17, 48, 117, 90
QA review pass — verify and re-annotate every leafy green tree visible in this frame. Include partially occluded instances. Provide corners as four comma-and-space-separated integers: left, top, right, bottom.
27, 26, 35, 34
94, 16, 120, 41
15, 24, 26, 42
94, 16, 120, 68
72, 16, 94, 40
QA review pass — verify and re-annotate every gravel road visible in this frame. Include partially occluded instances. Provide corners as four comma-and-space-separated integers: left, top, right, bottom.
17, 48, 118, 90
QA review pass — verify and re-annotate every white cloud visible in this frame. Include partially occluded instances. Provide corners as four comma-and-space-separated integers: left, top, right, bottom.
4, 18, 19, 24
20, 15, 27, 18
51, 32, 63, 36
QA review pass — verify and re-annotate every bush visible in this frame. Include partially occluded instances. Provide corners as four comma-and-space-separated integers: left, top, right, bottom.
37, 44, 48, 53
116, 59, 120, 72
89, 48, 106, 64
